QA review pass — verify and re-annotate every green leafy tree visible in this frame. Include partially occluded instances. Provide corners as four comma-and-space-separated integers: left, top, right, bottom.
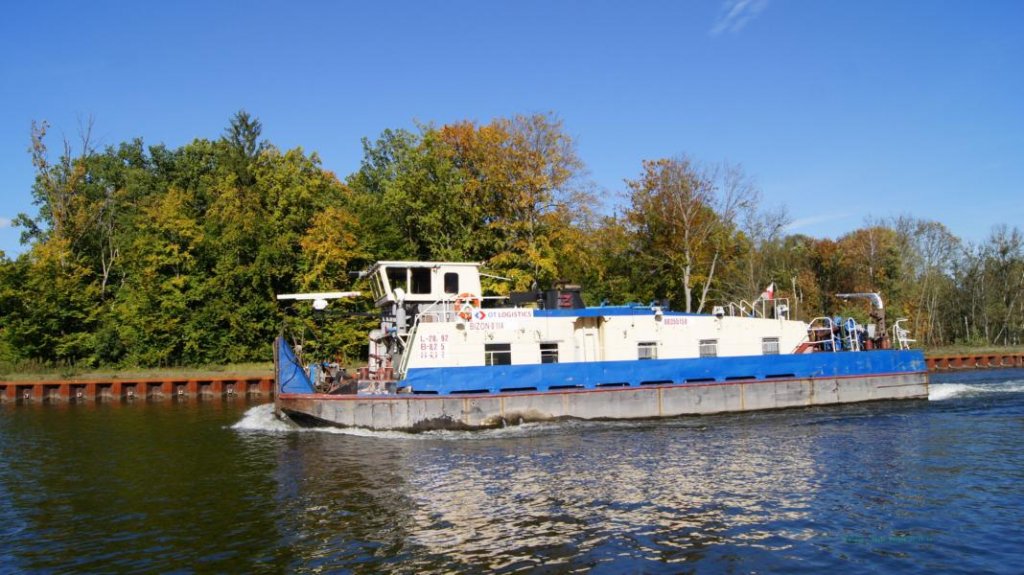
624, 157, 758, 312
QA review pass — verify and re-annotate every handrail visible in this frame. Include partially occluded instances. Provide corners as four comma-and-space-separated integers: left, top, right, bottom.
395, 319, 418, 378
413, 294, 495, 323
807, 316, 839, 352
891, 318, 915, 351
843, 317, 861, 352
723, 297, 790, 319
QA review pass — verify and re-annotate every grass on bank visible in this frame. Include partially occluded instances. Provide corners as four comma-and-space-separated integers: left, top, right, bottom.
924, 345, 1024, 356
0, 361, 273, 382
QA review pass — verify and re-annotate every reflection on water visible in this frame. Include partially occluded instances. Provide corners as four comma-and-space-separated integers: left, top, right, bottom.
3, 369, 1024, 573
394, 422, 821, 569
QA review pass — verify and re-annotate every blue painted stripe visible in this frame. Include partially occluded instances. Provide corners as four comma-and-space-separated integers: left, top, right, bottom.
402, 350, 927, 395
532, 307, 700, 318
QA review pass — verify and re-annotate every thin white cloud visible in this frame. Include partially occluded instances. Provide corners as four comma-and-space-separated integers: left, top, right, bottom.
784, 212, 854, 233
711, 0, 770, 36
0, 217, 10, 229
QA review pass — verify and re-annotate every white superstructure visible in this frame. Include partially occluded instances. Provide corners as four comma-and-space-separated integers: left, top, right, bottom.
406, 309, 809, 370
358, 261, 807, 378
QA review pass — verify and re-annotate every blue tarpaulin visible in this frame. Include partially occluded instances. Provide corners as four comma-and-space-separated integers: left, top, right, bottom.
275, 336, 315, 394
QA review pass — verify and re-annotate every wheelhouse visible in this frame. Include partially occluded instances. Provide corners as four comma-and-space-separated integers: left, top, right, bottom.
367, 261, 482, 307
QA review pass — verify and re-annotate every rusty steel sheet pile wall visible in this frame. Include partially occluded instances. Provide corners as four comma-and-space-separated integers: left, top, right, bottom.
0, 376, 274, 404
925, 354, 1024, 370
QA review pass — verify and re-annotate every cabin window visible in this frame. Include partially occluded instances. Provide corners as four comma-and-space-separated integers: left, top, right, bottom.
410, 267, 431, 294
699, 339, 718, 358
762, 337, 780, 355
444, 272, 460, 294
540, 342, 559, 364
638, 341, 658, 360
370, 271, 385, 301
485, 343, 512, 366
386, 267, 408, 294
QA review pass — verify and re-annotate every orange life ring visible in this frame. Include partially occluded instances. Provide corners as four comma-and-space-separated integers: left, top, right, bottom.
454, 292, 481, 321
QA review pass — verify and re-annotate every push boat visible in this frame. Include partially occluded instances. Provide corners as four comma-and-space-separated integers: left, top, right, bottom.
274, 261, 928, 431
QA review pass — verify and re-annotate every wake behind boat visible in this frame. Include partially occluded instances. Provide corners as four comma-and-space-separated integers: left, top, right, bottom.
274, 261, 928, 430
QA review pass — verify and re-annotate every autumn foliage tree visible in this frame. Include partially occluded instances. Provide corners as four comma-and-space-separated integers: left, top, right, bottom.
624, 157, 763, 312
3, 111, 1024, 372
347, 114, 591, 292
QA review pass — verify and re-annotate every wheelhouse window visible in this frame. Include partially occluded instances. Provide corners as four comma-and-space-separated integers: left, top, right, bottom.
485, 343, 512, 366
762, 337, 780, 355
370, 270, 386, 301
699, 339, 718, 358
444, 272, 460, 294
638, 341, 658, 360
540, 342, 559, 364
386, 267, 408, 294
410, 267, 431, 294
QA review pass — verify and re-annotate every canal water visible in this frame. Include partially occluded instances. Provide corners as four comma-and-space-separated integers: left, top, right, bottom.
2, 370, 1023, 574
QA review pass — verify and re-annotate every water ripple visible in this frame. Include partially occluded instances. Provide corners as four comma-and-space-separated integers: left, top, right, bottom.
2, 371, 1024, 573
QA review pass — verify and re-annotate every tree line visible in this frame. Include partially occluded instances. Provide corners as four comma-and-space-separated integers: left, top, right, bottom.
1, 111, 1021, 370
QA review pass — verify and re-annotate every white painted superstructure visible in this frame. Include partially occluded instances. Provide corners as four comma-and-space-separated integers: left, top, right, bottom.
405, 309, 809, 370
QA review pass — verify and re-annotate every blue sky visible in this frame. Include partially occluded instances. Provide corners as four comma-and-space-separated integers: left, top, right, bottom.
1, 1, 1021, 256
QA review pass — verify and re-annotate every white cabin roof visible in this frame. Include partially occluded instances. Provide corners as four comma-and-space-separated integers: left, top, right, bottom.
369, 261, 481, 271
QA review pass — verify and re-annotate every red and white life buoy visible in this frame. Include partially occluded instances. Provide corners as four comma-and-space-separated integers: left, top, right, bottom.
454, 292, 481, 321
